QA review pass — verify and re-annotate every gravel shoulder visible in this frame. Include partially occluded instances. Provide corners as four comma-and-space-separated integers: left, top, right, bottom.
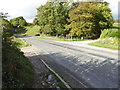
21, 46, 67, 88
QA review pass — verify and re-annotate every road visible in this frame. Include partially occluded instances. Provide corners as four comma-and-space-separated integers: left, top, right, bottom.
23, 37, 119, 88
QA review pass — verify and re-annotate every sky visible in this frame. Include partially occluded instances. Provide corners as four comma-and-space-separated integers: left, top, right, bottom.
0, 0, 119, 23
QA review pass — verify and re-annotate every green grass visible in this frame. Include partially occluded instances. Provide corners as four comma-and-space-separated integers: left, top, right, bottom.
112, 23, 119, 27
34, 35, 89, 42
2, 37, 34, 88
12, 38, 30, 49
100, 29, 119, 39
22, 25, 40, 36
88, 38, 119, 50
100, 23, 119, 39
16, 25, 40, 36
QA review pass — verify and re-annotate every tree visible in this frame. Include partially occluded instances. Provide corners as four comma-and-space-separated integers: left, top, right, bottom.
54, 2, 69, 36
10, 16, 27, 28
1, 17, 13, 30
0, 12, 14, 42
32, 18, 39, 25
36, 2, 55, 35
66, 2, 113, 39
0, 12, 9, 18
36, 1, 69, 36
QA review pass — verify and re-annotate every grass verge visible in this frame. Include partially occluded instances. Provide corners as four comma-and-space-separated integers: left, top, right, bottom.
12, 38, 31, 49
89, 23, 119, 50
2, 37, 34, 88
34, 36, 89, 42
88, 38, 119, 50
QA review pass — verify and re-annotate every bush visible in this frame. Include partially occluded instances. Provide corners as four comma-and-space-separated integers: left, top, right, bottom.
100, 29, 119, 39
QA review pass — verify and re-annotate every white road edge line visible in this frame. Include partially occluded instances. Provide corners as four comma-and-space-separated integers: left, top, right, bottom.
35, 52, 71, 89
40, 58, 72, 89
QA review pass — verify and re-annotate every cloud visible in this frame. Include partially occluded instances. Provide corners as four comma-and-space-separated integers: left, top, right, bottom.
105, 0, 119, 19
0, 0, 119, 23
0, 0, 47, 22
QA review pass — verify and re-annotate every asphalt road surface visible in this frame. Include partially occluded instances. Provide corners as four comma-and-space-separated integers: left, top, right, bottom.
23, 37, 119, 88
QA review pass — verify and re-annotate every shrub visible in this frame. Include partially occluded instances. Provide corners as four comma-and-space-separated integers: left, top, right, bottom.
100, 29, 119, 39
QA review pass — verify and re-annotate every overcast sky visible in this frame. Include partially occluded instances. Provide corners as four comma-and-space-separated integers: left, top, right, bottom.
0, 0, 119, 23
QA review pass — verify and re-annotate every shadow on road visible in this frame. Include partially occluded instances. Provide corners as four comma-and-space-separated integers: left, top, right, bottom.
25, 52, 119, 88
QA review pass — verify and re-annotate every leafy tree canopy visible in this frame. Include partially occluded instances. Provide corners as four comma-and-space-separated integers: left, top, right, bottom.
36, 1, 69, 36
66, 2, 113, 39
0, 17, 13, 30
35, 1, 113, 39
10, 16, 27, 28
0, 12, 14, 40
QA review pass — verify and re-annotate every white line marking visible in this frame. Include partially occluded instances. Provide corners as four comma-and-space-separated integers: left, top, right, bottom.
40, 59, 72, 89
